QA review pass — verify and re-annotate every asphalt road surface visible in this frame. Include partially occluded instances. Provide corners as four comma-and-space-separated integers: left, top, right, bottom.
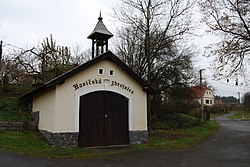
180, 112, 250, 167
0, 112, 250, 167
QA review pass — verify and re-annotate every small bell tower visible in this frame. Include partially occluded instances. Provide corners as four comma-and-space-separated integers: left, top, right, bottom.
88, 12, 113, 59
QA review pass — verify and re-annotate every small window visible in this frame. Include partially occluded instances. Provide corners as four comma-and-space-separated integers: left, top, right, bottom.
205, 99, 210, 104
98, 68, 104, 75
109, 69, 115, 76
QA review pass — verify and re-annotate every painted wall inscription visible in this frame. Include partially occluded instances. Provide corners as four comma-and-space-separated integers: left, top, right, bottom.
72, 78, 134, 94
73, 78, 102, 90
111, 80, 134, 94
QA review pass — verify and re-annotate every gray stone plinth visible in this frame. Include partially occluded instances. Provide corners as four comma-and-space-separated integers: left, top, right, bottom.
40, 130, 148, 148
32, 111, 39, 126
129, 130, 148, 144
40, 130, 78, 148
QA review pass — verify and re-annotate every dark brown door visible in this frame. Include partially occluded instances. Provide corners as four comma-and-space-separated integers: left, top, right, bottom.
78, 91, 129, 147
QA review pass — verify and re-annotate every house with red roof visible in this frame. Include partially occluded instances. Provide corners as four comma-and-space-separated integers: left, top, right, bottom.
191, 85, 215, 107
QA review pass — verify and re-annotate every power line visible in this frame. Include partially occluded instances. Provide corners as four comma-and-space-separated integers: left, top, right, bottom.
1, 41, 26, 51
0, 41, 31, 60
211, 79, 250, 88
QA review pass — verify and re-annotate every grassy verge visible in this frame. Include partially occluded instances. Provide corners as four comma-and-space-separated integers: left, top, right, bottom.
0, 121, 218, 158
152, 112, 202, 130
136, 121, 218, 150
0, 131, 125, 159
210, 112, 227, 119
228, 111, 250, 120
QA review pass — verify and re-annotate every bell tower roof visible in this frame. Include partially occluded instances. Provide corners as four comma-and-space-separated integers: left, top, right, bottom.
87, 12, 113, 40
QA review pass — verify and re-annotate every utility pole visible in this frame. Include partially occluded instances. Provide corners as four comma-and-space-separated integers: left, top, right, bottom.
238, 92, 240, 103
0, 40, 2, 62
0, 41, 2, 88
0, 40, 2, 72
200, 69, 205, 121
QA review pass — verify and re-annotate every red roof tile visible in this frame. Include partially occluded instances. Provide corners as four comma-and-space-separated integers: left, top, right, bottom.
190, 85, 207, 98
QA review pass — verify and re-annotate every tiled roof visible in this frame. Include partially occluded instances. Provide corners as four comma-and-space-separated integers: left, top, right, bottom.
87, 15, 113, 40
190, 85, 207, 98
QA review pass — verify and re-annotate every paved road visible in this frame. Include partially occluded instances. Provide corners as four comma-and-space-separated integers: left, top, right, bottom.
1, 112, 250, 167
180, 112, 250, 167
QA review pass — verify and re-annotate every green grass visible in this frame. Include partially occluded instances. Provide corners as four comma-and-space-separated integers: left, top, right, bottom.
0, 121, 219, 158
0, 131, 125, 159
0, 85, 34, 121
136, 121, 218, 150
228, 111, 250, 120
210, 112, 227, 119
152, 112, 201, 130
0, 85, 34, 98
0, 97, 32, 121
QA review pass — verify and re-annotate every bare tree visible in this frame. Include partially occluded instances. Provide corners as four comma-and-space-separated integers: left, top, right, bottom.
114, 26, 147, 78
15, 48, 40, 75
1, 35, 93, 87
0, 55, 25, 85
39, 35, 71, 82
71, 44, 92, 65
113, 0, 196, 123
199, 0, 250, 79
113, 0, 195, 84
15, 35, 73, 82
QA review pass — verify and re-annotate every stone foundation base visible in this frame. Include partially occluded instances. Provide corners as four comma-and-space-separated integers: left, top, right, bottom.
40, 130, 148, 148
40, 130, 78, 148
129, 130, 148, 144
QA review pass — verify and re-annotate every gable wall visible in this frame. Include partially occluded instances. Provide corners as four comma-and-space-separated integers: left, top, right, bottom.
194, 89, 215, 106
34, 59, 147, 133
203, 89, 215, 106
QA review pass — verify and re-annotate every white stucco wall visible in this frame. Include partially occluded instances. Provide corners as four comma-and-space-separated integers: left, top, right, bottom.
203, 90, 215, 106
32, 59, 148, 133
32, 88, 56, 131
195, 89, 215, 107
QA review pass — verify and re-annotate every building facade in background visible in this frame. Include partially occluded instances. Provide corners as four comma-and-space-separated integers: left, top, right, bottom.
191, 85, 215, 107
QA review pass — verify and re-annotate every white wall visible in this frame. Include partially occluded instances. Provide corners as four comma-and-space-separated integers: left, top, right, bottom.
32, 88, 56, 131
32, 59, 148, 133
203, 90, 215, 106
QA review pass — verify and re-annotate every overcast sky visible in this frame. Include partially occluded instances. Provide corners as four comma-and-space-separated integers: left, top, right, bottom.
0, 0, 117, 48
0, 0, 249, 98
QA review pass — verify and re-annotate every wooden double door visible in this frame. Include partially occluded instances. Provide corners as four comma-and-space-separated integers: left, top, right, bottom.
78, 91, 129, 147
